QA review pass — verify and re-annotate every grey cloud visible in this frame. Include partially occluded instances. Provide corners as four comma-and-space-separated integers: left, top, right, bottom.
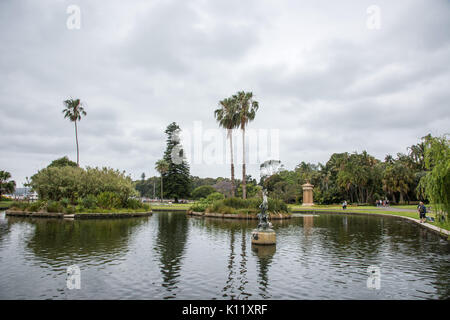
0, 0, 449, 186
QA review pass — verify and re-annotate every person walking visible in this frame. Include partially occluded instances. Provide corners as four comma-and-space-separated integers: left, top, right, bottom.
417, 201, 427, 223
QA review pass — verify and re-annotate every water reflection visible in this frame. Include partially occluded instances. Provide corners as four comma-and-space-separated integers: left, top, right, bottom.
153, 212, 189, 299
0, 212, 448, 299
252, 245, 276, 299
22, 217, 148, 267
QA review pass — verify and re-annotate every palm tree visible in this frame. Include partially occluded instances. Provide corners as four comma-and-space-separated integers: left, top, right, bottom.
155, 159, 169, 202
62, 98, 87, 167
233, 91, 259, 199
214, 98, 240, 197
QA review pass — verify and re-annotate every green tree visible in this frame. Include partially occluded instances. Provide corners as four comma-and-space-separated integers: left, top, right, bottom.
162, 123, 192, 202
418, 135, 449, 219
191, 185, 216, 199
155, 159, 169, 202
233, 91, 259, 199
214, 97, 240, 196
0, 171, 16, 199
62, 98, 87, 167
47, 156, 78, 168
30, 166, 136, 203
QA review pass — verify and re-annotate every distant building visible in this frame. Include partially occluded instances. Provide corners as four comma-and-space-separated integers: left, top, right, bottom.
11, 188, 38, 200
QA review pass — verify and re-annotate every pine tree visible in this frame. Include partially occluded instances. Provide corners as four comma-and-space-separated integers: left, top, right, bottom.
162, 122, 192, 202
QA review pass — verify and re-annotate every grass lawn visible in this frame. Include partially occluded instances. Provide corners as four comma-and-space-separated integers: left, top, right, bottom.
0, 201, 13, 209
289, 204, 449, 232
76, 208, 151, 214
150, 203, 191, 210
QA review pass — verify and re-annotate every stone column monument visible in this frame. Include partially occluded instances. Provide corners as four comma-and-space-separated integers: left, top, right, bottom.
301, 182, 314, 206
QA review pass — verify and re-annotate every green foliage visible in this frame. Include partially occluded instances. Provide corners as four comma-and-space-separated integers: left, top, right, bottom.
191, 185, 216, 199
10, 201, 28, 210
27, 200, 46, 212
96, 192, 122, 209
125, 198, 142, 209
79, 195, 97, 209
64, 205, 76, 214
46, 200, 64, 213
30, 166, 137, 202
0, 170, 16, 198
47, 156, 77, 168
206, 192, 225, 201
419, 135, 450, 217
189, 198, 211, 212
162, 123, 192, 201
134, 176, 159, 198
194, 196, 288, 214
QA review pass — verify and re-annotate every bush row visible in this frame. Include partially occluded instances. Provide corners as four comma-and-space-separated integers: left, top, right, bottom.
9, 192, 150, 213
189, 195, 289, 215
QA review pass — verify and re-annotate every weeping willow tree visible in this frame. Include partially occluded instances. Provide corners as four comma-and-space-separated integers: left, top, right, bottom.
418, 134, 450, 222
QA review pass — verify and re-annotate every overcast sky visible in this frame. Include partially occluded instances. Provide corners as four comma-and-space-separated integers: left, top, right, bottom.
1, 0, 449, 187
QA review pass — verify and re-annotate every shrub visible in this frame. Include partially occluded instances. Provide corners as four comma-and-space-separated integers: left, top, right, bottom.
97, 192, 121, 209
47, 200, 64, 213
60, 198, 70, 208
205, 197, 288, 214
30, 166, 137, 202
80, 195, 97, 209
27, 200, 46, 212
10, 201, 28, 210
64, 205, 76, 214
191, 185, 216, 199
206, 192, 225, 202
190, 198, 211, 212
126, 198, 142, 209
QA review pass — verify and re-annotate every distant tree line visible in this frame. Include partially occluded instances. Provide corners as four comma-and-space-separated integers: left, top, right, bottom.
134, 134, 448, 212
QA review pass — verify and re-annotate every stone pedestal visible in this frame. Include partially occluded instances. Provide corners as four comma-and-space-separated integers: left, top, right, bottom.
302, 182, 314, 206
251, 229, 276, 245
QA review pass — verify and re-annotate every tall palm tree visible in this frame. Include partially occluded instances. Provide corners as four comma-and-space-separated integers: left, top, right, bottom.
233, 91, 259, 199
155, 159, 169, 202
214, 98, 240, 197
62, 98, 87, 167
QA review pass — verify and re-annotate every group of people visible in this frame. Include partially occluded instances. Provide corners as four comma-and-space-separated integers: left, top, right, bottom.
376, 199, 389, 207
340, 199, 434, 224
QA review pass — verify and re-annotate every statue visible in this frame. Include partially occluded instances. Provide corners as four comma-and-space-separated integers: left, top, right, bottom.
252, 160, 282, 244
257, 189, 272, 230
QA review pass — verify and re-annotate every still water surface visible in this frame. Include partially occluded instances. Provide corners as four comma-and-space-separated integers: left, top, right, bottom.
0, 211, 448, 299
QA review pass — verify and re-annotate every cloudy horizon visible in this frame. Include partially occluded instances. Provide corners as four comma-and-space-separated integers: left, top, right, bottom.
1, 0, 449, 187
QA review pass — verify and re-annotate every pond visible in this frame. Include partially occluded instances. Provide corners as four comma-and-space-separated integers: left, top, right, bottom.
0, 211, 448, 299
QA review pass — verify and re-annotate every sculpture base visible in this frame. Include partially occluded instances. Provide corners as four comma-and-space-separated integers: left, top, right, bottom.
251, 229, 276, 245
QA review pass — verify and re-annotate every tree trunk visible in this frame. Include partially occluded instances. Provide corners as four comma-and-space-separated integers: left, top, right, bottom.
242, 127, 246, 199
160, 175, 163, 202
228, 129, 235, 197
75, 120, 79, 167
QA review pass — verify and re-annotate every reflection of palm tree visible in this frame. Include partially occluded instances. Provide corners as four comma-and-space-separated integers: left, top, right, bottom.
238, 228, 250, 299
154, 212, 189, 298
222, 227, 236, 299
62, 98, 86, 167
